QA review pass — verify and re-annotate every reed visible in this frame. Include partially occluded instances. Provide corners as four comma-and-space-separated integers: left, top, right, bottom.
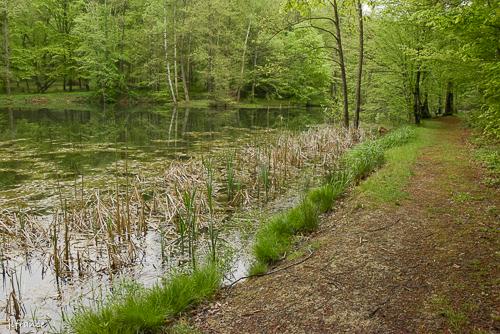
225, 151, 237, 202
203, 157, 218, 262
259, 161, 271, 202
181, 189, 198, 269
52, 216, 61, 284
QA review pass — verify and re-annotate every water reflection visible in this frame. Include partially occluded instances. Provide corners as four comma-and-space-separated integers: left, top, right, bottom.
0, 105, 322, 192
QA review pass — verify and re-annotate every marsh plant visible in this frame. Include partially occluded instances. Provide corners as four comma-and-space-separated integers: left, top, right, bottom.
0, 124, 370, 319
203, 157, 218, 262
224, 150, 238, 203
180, 189, 198, 269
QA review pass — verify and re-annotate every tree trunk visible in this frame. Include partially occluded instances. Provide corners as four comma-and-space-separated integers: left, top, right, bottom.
444, 81, 453, 115
2, 0, 11, 95
353, 0, 364, 129
421, 93, 430, 118
251, 51, 257, 101
173, 0, 179, 99
237, 20, 251, 102
413, 68, 421, 124
332, 0, 349, 128
163, 1, 177, 104
180, 57, 190, 102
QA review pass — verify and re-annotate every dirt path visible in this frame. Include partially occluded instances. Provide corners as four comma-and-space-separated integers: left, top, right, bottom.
189, 117, 499, 333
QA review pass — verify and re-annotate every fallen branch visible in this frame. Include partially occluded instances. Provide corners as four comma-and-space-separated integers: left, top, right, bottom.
227, 249, 315, 289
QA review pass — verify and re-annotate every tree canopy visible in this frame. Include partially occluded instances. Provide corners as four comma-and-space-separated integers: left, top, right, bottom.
1, 0, 498, 136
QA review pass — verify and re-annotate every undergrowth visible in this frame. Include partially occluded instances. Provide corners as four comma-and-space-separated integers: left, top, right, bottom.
250, 126, 418, 274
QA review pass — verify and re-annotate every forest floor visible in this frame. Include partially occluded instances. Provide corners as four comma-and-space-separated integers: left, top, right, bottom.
186, 117, 499, 333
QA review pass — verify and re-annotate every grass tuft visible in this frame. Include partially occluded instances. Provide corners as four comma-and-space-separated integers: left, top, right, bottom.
378, 126, 417, 149
341, 141, 385, 181
70, 264, 221, 334
248, 261, 269, 276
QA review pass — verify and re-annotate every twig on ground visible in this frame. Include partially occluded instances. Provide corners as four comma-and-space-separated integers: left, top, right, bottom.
227, 249, 315, 289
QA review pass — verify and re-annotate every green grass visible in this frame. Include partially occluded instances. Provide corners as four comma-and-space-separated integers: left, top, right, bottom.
472, 140, 500, 186
306, 181, 345, 213
250, 126, 421, 273
0, 91, 94, 110
341, 141, 385, 181
430, 296, 470, 332
70, 264, 221, 334
357, 126, 432, 204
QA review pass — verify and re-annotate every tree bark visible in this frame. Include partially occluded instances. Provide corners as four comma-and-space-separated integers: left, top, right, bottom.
236, 20, 251, 102
421, 92, 430, 119
173, 0, 179, 98
251, 51, 257, 101
180, 57, 190, 102
2, 0, 11, 95
163, 0, 177, 104
444, 81, 453, 115
354, 0, 364, 129
332, 0, 349, 128
413, 68, 421, 124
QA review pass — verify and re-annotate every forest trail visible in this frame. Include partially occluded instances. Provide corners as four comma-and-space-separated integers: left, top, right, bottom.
189, 117, 499, 334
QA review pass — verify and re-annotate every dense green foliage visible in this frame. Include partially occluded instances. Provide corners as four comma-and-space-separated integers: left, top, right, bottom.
70, 264, 221, 334
1, 0, 497, 135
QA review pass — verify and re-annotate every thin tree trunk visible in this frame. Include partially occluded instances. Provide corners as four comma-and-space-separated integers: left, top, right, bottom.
354, 0, 364, 129
2, 0, 11, 95
437, 95, 442, 115
251, 51, 257, 101
444, 81, 453, 115
237, 20, 251, 102
163, 1, 177, 104
173, 0, 179, 98
180, 57, 190, 102
332, 0, 349, 128
413, 68, 421, 124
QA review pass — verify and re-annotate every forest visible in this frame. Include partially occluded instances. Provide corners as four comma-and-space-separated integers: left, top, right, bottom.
0, 0, 499, 333
0, 0, 497, 134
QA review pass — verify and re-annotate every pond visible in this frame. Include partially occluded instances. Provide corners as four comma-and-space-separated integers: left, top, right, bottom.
0, 105, 333, 332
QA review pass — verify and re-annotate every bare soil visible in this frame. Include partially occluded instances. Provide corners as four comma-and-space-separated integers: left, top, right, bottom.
190, 117, 499, 333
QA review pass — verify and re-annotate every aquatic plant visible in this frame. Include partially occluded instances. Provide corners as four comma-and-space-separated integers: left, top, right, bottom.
203, 157, 218, 262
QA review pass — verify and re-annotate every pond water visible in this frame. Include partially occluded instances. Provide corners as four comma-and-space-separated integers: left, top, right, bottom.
0, 105, 327, 333
0, 106, 322, 210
